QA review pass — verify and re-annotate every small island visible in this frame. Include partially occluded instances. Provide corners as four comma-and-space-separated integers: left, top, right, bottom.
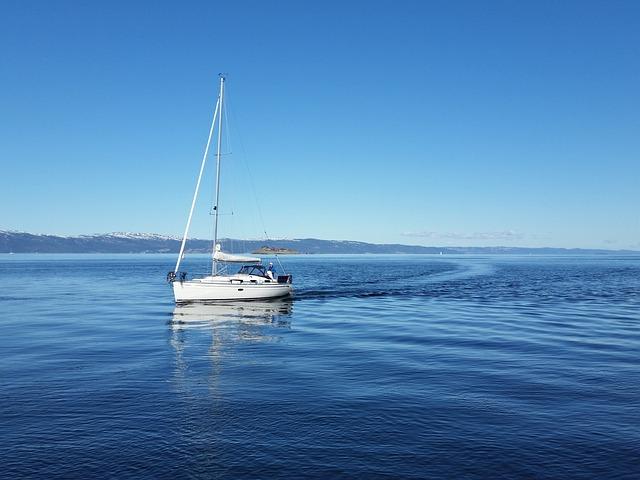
252, 245, 299, 255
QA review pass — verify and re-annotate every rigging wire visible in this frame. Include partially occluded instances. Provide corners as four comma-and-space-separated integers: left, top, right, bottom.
225, 91, 271, 242
222, 87, 237, 255
224, 81, 289, 273
218, 86, 238, 253
174, 88, 220, 274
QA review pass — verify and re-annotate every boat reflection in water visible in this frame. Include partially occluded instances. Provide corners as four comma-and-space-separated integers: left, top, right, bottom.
169, 298, 294, 398
171, 298, 293, 331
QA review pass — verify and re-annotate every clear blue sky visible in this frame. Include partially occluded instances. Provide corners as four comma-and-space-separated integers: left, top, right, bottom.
1, 0, 638, 248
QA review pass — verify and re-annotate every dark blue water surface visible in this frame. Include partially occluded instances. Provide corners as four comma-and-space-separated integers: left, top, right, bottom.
1, 254, 639, 479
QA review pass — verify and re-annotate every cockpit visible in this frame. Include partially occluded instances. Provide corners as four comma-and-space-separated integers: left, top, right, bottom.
237, 265, 268, 277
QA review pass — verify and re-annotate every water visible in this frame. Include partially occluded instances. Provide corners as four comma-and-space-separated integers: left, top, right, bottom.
1, 254, 639, 479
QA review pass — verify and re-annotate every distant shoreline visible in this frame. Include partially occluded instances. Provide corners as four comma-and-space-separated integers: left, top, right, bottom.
0, 250, 640, 258
0, 231, 637, 255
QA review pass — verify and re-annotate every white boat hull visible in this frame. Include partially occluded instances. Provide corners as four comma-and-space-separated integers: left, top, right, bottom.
172, 276, 292, 303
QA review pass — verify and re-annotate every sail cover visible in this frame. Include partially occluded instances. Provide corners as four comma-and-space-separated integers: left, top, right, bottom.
213, 245, 260, 263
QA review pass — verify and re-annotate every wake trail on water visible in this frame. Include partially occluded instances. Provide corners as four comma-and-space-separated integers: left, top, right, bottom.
294, 261, 495, 301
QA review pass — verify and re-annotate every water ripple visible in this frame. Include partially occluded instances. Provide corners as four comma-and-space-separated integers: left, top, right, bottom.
1, 254, 639, 479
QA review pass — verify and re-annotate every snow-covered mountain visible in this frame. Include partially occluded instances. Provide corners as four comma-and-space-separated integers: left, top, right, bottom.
0, 231, 196, 253
81, 232, 183, 241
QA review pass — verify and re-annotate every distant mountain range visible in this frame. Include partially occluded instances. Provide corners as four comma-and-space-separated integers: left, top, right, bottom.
0, 231, 637, 255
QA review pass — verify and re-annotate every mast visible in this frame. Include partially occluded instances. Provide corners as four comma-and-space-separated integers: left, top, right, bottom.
212, 74, 225, 275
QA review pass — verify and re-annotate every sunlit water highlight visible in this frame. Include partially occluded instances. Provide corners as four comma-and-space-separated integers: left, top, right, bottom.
1, 254, 639, 479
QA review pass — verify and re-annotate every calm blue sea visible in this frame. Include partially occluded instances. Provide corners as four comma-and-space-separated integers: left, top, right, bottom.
1, 254, 639, 479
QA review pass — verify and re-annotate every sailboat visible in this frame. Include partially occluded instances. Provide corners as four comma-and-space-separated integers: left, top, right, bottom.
168, 74, 293, 303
